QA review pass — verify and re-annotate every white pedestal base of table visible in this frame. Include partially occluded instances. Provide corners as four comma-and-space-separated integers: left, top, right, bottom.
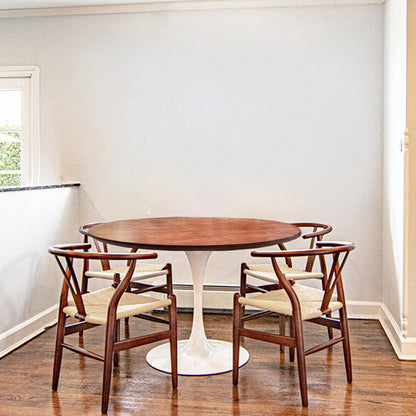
146, 250, 249, 376
146, 339, 249, 375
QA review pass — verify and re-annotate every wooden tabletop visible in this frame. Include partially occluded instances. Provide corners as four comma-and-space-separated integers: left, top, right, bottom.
86, 217, 301, 251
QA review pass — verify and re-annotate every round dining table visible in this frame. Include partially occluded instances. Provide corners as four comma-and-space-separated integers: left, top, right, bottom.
85, 217, 301, 376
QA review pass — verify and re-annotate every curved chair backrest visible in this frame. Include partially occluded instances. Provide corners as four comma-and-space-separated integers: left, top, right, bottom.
278, 222, 333, 271
251, 241, 355, 315
80, 222, 141, 269
49, 243, 158, 321
79, 222, 112, 270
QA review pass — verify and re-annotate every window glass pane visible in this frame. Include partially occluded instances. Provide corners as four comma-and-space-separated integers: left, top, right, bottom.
0, 137, 21, 170
0, 90, 21, 128
0, 90, 22, 186
0, 173, 20, 187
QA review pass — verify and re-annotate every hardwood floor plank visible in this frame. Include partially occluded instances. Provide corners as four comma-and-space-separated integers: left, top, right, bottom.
0, 313, 415, 415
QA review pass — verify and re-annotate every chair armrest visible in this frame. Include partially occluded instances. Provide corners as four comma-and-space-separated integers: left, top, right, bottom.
291, 223, 333, 240
49, 244, 158, 261
251, 242, 355, 258
49, 243, 92, 253
315, 241, 354, 248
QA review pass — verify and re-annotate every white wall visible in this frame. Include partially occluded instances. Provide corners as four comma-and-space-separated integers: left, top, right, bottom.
0, 186, 79, 356
383, 0, 406, 332
0, 5, 384, 308
404, 0, 416, 340
379, 0, 416, 358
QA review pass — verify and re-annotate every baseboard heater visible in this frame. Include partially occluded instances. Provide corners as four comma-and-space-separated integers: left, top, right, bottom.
173, 283, 239, 312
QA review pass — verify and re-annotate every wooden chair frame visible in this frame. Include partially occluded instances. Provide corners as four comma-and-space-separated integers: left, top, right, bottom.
49, 243, 178, 414
240, 222, 333, 296
233, 241, 355, 407
240, 222, 333, 348
79, 222, 173, 297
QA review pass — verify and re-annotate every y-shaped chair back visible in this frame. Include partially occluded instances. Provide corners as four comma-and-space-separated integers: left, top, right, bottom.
79, 222, 172, 297
277, 222, 333, 272
242, 222, 333, 296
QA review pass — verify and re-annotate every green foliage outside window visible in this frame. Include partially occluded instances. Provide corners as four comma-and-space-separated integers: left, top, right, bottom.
0, 125, 21, 187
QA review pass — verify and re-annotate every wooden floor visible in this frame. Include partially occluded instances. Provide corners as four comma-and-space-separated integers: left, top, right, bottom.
1, 313, 416, 416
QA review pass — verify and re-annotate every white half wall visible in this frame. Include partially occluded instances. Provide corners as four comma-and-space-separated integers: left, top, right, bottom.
0, 186, 79, 357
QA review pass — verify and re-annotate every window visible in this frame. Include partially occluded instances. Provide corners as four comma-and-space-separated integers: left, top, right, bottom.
0, 67, 39, 186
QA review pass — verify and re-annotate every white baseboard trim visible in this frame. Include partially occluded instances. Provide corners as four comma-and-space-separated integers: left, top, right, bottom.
175, 285, 236, 311
378, 303, 416, 360
343, 300, 381, 319
0, 304, 58, 358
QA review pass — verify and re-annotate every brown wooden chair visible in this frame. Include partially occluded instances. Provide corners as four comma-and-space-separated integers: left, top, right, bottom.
49, 243, 178, 414
241, 222, 333, 296
80, 223, 173, 298
233, 241, 355, 407
240, 222, 333, 346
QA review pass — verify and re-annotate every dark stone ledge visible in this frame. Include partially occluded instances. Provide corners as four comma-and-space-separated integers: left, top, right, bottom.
0, 183, 80, 192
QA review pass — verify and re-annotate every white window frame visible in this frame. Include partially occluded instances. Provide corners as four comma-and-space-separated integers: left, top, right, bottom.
0, 66, 40, 186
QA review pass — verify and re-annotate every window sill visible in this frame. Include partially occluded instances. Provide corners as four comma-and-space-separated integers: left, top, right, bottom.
0, 183, 80, 192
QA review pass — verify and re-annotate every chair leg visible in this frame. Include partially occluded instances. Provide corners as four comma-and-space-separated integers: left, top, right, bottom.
232, 293, 241, 385
289, 317, 295, 362
339, 306, 352, 382
52, 310, 66, 390
169, 295, 178, 388
279, 314, 286, 353
113, 320, 120, 368
166, 263, 173, 296
321, 278, 333, 339
124, 284, 133, 325
102, 318, 116, 414
293, 314, 308, 407
79, 277, 89, 338
240, 265, 247, 324
326, 316, 334, 339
